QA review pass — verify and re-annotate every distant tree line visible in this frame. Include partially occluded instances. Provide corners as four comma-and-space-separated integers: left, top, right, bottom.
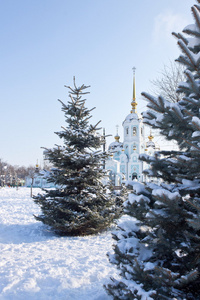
0, 159, 40, 187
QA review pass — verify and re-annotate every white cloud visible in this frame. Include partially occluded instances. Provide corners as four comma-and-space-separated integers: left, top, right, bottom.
152, 11, 189, 45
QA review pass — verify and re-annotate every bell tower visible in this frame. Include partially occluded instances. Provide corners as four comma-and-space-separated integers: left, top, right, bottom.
122, 68, 145, 180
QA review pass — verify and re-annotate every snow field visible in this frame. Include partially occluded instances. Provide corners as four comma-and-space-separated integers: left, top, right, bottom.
0, 188, 118, 300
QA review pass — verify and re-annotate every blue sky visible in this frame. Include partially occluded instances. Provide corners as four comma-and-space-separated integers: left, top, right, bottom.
0, 0, 194, 167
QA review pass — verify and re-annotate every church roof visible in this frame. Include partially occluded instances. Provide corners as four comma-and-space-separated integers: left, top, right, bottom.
108, 127, 123, 151
124, 112, 140, 122
146, 131, 160, 150
146, 140, 155, 148
108, 141, 123, 151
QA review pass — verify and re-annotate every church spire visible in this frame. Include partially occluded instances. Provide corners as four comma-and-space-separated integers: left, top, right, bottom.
131, 67, 138, 114
148, 129, 154, 141
114, 125, 120, 142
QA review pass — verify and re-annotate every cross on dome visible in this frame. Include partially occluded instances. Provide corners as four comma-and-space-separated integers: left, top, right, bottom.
115, 124, 120, 142
131, 67, 137, 113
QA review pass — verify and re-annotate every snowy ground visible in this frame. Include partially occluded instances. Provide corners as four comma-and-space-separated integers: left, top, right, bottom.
0, 188, 119, 300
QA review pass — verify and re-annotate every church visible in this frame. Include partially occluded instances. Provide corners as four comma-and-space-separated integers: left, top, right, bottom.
105, 70, 159, 185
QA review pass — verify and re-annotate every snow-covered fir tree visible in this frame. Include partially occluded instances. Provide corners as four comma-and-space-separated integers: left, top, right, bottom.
105, 1, 200, 299
34, 78, 123, 236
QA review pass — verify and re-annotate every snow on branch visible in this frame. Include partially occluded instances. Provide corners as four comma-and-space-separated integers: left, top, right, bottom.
181, 96, 200, 107
192, 116, 200, 131
178, 40, 199, 67
185, 69, 200, 94
152, 189, 180, 202
183, 23, 200, 37
172, 32, 188, 46
191, 6, 200, 31
141, 92, 164, 113
182, 137, 200, 151
170, 103, 184, 120
157, 96, 165, 110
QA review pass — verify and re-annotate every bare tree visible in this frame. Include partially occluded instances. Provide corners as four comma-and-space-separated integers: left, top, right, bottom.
150, 60, 185, 102
0, 159, 38, 187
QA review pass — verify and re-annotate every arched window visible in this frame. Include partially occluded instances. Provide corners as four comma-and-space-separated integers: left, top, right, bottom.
126, 127, 129, 135
133, 127, 137, 136
132, 172, 137, 180
132, 156, 137, 162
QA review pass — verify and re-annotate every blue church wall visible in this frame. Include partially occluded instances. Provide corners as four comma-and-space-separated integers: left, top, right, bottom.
132, 155, 138, 162
113, 154, 120, 161
113, 151, 122, 161
131, 143, 138, 154
120, 164, 126, 174
130, 165, 140, 179
120, 157, 125, 163
131, 164, 139, 173
108, 165, 117, 173
120, 155, 127, 163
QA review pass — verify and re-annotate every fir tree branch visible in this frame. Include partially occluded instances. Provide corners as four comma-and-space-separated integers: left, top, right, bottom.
183, 108, 195, 118
191, 6, 200, 31
172, 32, 188, 46
177, 40, 196, 67
185, 198, 200, 212
58, 99, 68, 107
182, 138, 200, 151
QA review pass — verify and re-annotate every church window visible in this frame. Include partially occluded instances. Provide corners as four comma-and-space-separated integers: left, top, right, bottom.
132, 172, 137, 180
126, 127, 129, 135
133, 127, 137, 136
